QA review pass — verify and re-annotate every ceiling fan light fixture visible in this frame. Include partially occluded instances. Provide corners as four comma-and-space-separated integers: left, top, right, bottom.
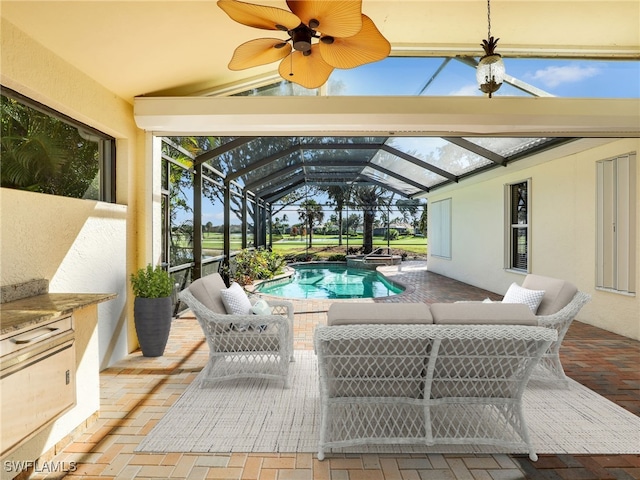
219, 0, 390, 88
477, 0, 505, 98
291, 25, 313, 52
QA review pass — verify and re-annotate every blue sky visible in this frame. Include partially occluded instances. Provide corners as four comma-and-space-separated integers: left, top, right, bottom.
173, 57, 639, 228
331, 57, 640, 98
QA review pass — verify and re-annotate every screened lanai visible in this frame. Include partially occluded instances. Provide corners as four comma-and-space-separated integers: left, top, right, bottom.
149, 54, 639, 304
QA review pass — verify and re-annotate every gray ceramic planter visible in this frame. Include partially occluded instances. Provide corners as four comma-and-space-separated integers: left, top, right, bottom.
133, 296, 172, 357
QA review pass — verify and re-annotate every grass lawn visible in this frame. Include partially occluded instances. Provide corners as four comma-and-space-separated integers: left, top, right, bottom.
181, 232, 428, 258
271, 234, 427, 257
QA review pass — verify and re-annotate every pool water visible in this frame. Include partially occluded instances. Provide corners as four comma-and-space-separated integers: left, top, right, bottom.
256, 264, 404, 299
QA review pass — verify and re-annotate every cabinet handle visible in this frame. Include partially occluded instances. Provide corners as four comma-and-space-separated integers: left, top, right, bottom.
11, 327, 59, 344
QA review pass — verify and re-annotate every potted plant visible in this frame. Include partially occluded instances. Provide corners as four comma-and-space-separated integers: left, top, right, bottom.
130, 264, 174, 357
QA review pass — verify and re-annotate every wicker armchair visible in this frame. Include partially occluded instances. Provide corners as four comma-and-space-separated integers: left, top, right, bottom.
453, 275, 591, 385
179, 273, 294, 388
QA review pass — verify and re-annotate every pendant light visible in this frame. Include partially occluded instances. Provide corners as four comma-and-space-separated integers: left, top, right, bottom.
476, 0, 505, 98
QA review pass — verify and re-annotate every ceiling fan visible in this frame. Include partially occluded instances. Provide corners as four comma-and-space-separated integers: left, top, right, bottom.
218, 0, 391, 89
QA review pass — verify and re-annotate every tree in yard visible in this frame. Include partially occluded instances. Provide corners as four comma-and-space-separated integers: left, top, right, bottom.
417, 202, 428, 237
298, 199, 324, 248
324, 185, 351, 246
345, 213, 361, 236
1, 94, 100, 198
351, 186, 391, 254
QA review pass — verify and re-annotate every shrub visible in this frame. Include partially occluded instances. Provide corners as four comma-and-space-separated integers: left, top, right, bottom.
231, 248, 286, 285
130, 264, 174, 298
386, 228, 399, 240
327, 254, 347, 262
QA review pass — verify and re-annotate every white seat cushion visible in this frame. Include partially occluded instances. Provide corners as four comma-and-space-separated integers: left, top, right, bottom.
430, 302, 537, 325
327, 302, 432, 326
522, 274, 578, 316
188, 273, 228, 314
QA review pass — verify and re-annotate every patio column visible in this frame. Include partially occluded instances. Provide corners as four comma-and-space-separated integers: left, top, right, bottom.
193, 162, 203, 280
223, 178, 231, 284
242, 191, 248, 249
267, 203, 273, 250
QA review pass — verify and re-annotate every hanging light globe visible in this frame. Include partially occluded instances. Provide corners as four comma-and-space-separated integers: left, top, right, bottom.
476, 39, 505, 97
476, 0, 505, 98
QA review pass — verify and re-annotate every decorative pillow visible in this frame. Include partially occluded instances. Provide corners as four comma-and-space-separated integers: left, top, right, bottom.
220, 282, 252, 315
251, 299, 272, 316
502, 282, 545, 313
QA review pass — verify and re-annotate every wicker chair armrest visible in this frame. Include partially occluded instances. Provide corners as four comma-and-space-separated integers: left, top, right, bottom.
535, 291, 591, 329
215, 312, 289, 328
265, 299, 294, 319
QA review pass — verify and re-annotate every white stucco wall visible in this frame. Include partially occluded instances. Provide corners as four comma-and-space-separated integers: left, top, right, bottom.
0, 17, 150, 365
427, 138, 640, 340
0, 189, 129, 369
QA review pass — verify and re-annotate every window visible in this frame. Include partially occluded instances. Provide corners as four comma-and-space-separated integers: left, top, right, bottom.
430, 198, 451, 259
596, 153, 637, 294
506, 180, 530, 272
0, 87, 115, 202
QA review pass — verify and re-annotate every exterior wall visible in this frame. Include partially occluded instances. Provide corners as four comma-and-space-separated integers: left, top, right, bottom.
427, 138, 640, 340
0, 17, 150, 366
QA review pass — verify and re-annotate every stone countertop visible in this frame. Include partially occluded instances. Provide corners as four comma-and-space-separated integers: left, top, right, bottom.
0, 293, 117, 335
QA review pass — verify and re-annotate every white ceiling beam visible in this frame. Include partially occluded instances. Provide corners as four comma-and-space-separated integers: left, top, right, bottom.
134, 96, 640, 137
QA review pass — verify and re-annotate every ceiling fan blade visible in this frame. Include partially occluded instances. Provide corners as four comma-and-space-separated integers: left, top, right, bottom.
287, 0, 362, 38
319, 15, 390, 69
218, 0, 301, 31
229, 38, 292, 70
278, 45, 334, 89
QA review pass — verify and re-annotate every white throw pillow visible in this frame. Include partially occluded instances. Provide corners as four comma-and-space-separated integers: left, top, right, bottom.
502, 282, 545, 314
220, 282, 252, 315
251, 299, 272, 316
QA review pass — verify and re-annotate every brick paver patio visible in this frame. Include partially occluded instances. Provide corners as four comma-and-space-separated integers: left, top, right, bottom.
24, 262, 639, 480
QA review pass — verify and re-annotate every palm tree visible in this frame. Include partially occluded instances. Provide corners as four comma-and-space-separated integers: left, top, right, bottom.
351, 186, 390, 254
1, 95, 81, 193
324, 185, 351, 246
298, 199, 324, 248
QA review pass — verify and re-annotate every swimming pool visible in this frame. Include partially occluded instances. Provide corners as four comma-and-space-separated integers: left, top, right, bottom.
255, 264, 404, 299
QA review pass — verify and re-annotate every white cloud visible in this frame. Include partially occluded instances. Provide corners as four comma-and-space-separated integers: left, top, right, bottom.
530, 65, 600, 89
449, 84, 482, 96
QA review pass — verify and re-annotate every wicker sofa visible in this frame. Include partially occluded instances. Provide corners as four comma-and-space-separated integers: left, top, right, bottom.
315, 303, 557, 461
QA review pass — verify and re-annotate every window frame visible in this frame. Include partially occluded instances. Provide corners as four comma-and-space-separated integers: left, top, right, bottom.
1, 86, 116, 203
505, 179, 531, 273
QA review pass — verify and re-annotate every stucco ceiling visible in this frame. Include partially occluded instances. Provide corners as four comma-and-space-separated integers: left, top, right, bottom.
2, 1, 639, 102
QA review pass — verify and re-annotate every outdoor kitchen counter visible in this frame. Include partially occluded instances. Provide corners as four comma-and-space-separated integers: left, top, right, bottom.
0, 293, 116, 335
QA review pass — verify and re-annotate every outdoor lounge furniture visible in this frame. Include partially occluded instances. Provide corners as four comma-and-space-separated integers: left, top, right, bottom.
452, 274, 591, 385
179, 273, 294, 387
314, 320, 556, 461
